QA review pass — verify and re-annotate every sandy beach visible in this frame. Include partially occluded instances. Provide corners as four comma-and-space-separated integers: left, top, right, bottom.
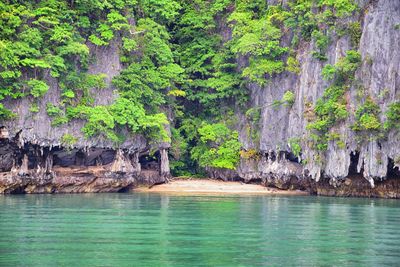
133, 179, 309, 195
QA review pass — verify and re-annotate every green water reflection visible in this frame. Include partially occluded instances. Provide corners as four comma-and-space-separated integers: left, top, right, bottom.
0, 193, 399, 266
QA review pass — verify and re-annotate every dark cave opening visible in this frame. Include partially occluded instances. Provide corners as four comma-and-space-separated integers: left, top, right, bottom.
387, 158, 400, 179
286, 152, 300, 164
0, 139, 16, 172
267, 151, 276, 161
348, 151, 360, 175
52, 148, 115, 167
24, 144, 52, 170
139, 152, 160, 170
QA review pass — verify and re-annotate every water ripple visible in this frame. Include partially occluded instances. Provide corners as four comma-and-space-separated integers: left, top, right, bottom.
1, 194, 400, 266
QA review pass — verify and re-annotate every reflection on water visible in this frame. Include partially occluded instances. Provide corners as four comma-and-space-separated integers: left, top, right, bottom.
0, 193, 399, 266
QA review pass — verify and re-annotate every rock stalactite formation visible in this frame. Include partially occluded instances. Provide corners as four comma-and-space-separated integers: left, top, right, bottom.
0, 135, 168, 193
159, 149, 171, 179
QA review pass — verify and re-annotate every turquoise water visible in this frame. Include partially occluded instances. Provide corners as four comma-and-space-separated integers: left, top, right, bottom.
0, 194, 399, 266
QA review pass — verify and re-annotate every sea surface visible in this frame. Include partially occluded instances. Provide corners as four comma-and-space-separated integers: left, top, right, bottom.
0, 193, 399, 266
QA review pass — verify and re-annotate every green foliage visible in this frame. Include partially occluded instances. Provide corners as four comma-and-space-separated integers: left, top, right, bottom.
272, 91, 296, 108
111, 98, 170, 142
80, 105, 120, 142
347, 22, 362, 47
242, 59, 285, 85
307, 86, 348, 131
122, 37, 137, 52
62, 90, 75, 99
321, 64, 336, 80
169, 117, 203, 176
46, 103, 62, 117
44, 99, 68, 126
172, 0, 246, 115
61, 133, 78, 148
318, 0, 357, 18
191, 123, 241, 170
27, 79, 49, 98
169, 127, 191, 176
384, 102, 400, 130
0, 0, 137, 118
282, 91, 295, 106
245, 107, 261, 123
327, 132, 346, 149
65, 97, 169, 143
139, 0, 182, 23
352, 97, 381, 131
87, 6, 132, 46
355, 113, 381, 131
229, 4, 288, 84
0, 104, 15, 120
286, 56, 301, 74
29, 103, 39, 113
335, 50, 362, 80
322, 50, 361, 82
51, 116, 69, 127
311, 30, 330, 61
288, 137, 302, 158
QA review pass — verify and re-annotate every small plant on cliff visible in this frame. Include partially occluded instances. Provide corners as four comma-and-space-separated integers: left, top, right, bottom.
282, 91, 295, 106
347, 22, 362, 48
307, 85, 348, 132
240, 149, 261, 160
29, 103, 39, 113
321, 50, 362, 83
384, 101, 400, 130
61, 133, 78, 149
272, 91, 296, 108
286, 56, 301, 74
27, 79, 49, 98
0, 104, 15, 120
245, 107, 261, 123
327, 132, 346, 149
311, 30, 330, 61
288, 137, 302, 158
46, 103, 62, 117
352, 97, 381, 131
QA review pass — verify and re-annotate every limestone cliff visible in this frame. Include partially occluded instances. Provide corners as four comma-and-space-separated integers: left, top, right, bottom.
235, 0, 400, 197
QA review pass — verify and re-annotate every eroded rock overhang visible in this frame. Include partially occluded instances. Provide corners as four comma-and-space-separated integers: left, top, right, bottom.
0, 128, 171, 194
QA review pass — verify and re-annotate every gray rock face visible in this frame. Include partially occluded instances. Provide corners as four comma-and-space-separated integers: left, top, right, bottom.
237, 0, 400, 189
206, 167, 240, 181
2, 41, 124, 150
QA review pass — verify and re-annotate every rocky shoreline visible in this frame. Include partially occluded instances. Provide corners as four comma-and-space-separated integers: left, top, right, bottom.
0, 135, 398, 198
1, 166, 399, 198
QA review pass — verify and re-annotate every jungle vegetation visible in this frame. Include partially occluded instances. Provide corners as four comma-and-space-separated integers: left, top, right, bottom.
1, 0, 395, 176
